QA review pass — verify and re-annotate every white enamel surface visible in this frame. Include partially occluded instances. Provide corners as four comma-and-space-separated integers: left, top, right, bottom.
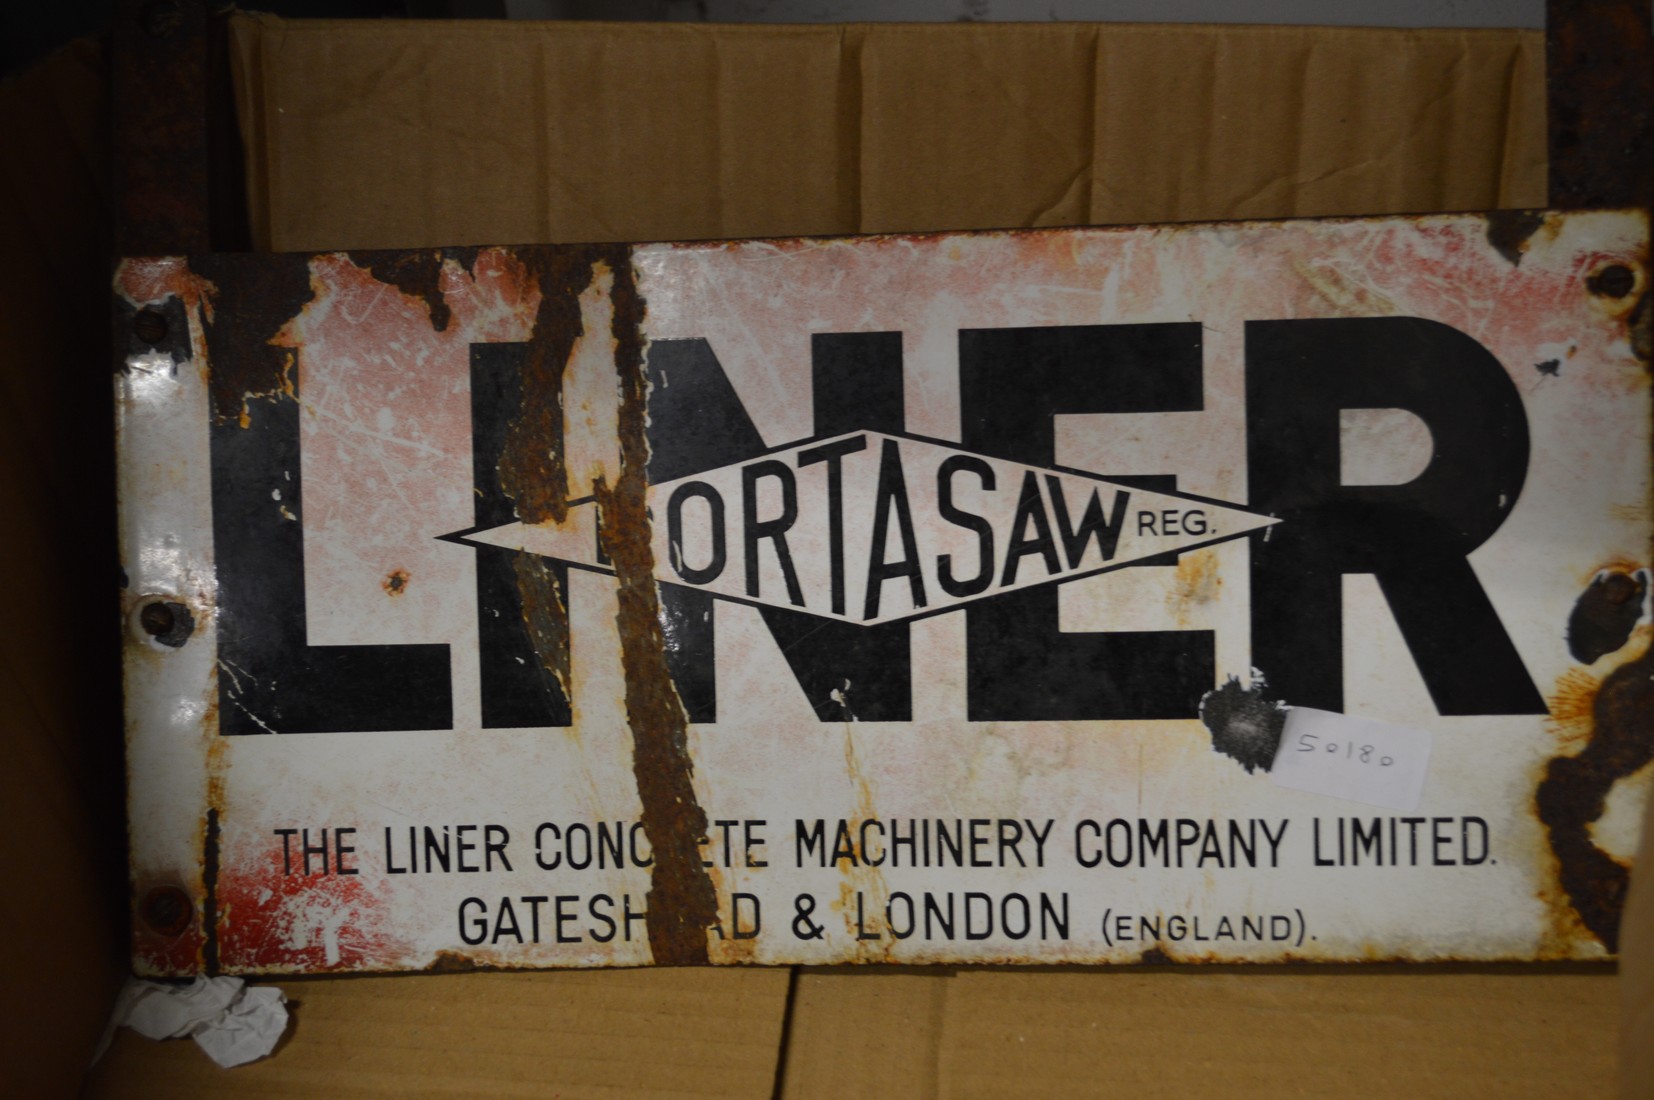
121, 215, 1652, 971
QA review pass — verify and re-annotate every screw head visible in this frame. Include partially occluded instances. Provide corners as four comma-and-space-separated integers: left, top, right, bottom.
132, 309, 168, 346
141, 885, 192, 937
138, 600, 194, 649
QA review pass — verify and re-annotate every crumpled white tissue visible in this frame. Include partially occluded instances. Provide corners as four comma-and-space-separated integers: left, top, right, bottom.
107, 976, 289, 1067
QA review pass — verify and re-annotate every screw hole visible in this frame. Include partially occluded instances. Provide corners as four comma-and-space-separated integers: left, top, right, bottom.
132, 309, 169, 345
141, 885, 192, 938
1588, 264, 1636, 299
139, 600, 194, 648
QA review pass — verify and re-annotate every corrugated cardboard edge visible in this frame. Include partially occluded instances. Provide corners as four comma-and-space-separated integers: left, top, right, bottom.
777, 965, 1623, 1098
226, 14, 1546, 251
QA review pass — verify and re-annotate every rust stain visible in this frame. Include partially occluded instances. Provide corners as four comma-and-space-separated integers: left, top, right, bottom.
191, 254, 315, 425
235, 353, 294, 430
839, 727, 896, 962
1168, 548, 1221, 623
1291, 258, 1399, 316
715, 937, 759, 965
347, 248, 481, 334
115, 256, 215, 316
1582, 251, 1650, 372
490, 244, 717, 962
588, 247, 719, 966
425, 950, 483, 973
1611, 502, 1649, 524
204, 693, 229, 808
813, 724, 898, 962
657, 209, 1598, 267
511, 554, 571, 700
703, 862, 760, 965
498, 248, 610, 526
1536, 871, 1597, 960
381, 568, 411, 597
200, 591, 232, 978
1536, 623, 1654, 952
132, 664, 231, 977
1632, 284, 1652, 365
201, 807, 222, 975
1579, 555, 1646, 581
1547, 667, 1602, 753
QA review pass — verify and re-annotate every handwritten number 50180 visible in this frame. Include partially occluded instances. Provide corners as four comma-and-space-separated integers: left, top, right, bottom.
1295, 732, 1394, 767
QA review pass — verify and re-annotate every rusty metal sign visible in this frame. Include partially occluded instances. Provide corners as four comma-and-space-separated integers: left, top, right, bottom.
117, 210, 1652, 975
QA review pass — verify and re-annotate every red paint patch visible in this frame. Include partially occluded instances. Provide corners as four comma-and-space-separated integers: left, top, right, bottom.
132, 893, 204, 977
216, 843, 404, 972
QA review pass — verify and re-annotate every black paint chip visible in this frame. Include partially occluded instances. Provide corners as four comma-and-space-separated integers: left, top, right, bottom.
1485, 209, 1546, 267
1566, 569, 1648, 665
1199, 675, 1288, 774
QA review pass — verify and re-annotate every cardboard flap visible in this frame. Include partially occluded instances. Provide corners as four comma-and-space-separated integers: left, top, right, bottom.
229, 14, 1545, 252
778, 968, 1621, 1098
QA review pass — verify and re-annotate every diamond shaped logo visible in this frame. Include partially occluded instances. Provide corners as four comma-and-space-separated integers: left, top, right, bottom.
456, 430, 1278, 626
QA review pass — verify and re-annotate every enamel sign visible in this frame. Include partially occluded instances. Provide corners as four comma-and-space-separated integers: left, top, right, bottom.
116, 210, 1652, 974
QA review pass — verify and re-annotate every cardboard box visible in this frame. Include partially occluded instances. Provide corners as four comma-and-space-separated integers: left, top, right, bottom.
5, 12, 1648, 1097
228, 15, 1545, 251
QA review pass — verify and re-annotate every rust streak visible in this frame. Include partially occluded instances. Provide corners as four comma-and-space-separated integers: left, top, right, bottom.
1632, 276, 1652, 366
1547, 666, 1601, 753
494, 245, 717, 961
201, 807, 221, 975
839, 727, 895, 963
193, 254, 315, 424
499, 248, 605, 525
594, 248, 719, 965
201, 668, 230, 976
425, 950, 483, 973
348, 248, 482, 334
512, 553, 571, 699
1537, 637, 1654, 952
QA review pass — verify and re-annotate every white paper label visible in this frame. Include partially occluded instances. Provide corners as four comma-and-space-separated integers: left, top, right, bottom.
1270, 707, 1432, 811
